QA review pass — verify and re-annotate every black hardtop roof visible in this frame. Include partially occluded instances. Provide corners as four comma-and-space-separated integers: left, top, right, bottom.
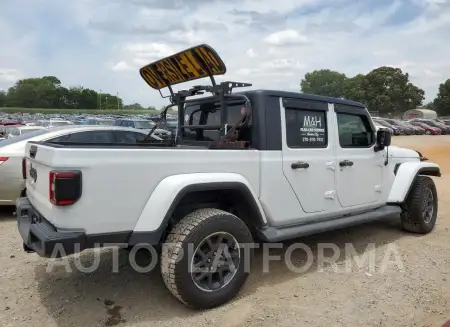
184, 88, 366, 109
242, 89, 366, 108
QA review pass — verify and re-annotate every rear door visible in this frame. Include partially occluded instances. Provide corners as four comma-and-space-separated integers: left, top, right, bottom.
281, 99, 337, 213
334, 104, 384, 208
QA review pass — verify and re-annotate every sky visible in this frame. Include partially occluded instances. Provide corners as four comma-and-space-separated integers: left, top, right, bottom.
0, 0, 450, 107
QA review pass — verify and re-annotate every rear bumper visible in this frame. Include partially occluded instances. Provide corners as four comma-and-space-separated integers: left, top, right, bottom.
16, 197, 85, 257
16, 197, 163, 258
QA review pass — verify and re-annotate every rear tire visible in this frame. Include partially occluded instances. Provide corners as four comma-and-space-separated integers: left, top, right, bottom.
425, 130, 431, 135
401, 176, 438, 234
160, 208, 254, 309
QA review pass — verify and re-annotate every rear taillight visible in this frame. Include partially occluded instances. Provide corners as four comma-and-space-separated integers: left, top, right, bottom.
22, 158, 26, 179
0, 157, 8, 165
49, 170, 82, 206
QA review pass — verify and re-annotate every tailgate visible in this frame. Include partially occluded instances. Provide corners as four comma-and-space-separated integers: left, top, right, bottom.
24, 142, 59, 224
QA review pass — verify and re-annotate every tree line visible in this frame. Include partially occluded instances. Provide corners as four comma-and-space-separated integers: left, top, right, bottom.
300, 66, 450, 116
1, 69, 449, 116
0, 76, 128, 110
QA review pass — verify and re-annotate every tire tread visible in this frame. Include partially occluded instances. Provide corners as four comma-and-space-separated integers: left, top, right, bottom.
160, 208, 233, 307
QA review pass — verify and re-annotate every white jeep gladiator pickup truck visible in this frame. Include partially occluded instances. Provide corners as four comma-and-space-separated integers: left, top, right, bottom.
16, 44, 441, 310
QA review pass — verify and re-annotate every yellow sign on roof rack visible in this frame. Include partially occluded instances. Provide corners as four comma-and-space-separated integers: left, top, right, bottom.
139, 44, 227, 90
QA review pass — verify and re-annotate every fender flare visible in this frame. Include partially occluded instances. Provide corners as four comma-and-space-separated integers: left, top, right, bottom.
387, 161, 441, 204
128, 173, 267, 245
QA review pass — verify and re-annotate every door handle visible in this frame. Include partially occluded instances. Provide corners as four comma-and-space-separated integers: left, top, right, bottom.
339, 160, 354, 167
291, 161, 309, 169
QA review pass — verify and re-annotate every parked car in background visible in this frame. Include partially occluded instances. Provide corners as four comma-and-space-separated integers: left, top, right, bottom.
409, 118, 450, 134
36, 119, 74, 128
443, 119, 450, 126
0, 120, 24, 127
74, 118, 100, 125
0, 126, 162, 206
382, 118, 415, 135
408, 121, 441, 135
6, 126, 46, 138
402, 121, 425, 135
372, 118, 404, 135
0, 125, 23, 139
96, 118, 115, 126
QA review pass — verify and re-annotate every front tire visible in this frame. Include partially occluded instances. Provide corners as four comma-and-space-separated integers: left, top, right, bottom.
401, 176, 438, 234
161, 208, 254, 309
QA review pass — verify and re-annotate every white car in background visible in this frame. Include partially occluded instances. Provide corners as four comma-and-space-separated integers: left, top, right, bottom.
7, 126, 46, 138
0, 126, 159, 206
36, 119, 74, 128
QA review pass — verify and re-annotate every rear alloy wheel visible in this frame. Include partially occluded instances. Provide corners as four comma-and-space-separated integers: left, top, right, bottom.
401, 176, 438, 234
161, 208, 254, 309
425, 130, 431, 135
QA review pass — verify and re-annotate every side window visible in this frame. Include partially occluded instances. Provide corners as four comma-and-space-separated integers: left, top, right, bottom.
114, 131, 146, 143
337, 113, 374, 147
64, 131, 114, 143
285, 108, 327, 148
47, 134, 70, 142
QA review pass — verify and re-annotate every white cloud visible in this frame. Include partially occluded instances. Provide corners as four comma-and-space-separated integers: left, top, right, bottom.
1, 0, 450, 107
264, 29, 309, 46
0, 68, 22, 83
111, 61, 133, 72
121, 42, 178, 67
246, 48, 257, 57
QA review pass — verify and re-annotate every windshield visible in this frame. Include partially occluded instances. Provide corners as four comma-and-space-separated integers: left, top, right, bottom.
98, 119, 114, 126
1, 126, 17, 135
375, 120, 393, 128
423, 120, 439, 127
384, 119, 400, 126
22, 128, 43, 134
37, 121, 50, 127
0, 129, 49, 147
51, 121, 71, 127
134, 120, 155, 129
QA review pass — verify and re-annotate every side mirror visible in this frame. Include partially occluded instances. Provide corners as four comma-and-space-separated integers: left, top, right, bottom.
375, 128, 391, 151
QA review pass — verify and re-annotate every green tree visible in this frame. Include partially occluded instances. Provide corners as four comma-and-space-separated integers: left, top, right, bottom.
123, 103, 143, 109
424, 101, 435, 109
100, 93, 123, 110
0, 90, 6, 107
362, 66, 424, 115
301, 69, 347, 98
434, 79, 450, 116
2, 76, 125, 110
343, 74, 366, 104
5, 76, 65, 108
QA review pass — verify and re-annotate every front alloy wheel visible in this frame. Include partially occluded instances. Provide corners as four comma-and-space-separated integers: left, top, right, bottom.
191, 232, 240, 292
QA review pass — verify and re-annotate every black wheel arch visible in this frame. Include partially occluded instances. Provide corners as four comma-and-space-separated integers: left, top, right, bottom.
389, 165, 441, 205
128, 181, 266, 245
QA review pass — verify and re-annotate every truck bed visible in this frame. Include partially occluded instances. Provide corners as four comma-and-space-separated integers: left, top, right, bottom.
23, 141, 261, 235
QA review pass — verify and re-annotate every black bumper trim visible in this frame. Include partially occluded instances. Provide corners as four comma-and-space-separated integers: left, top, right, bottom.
17, 197, 86, 257
16, 197, 162, 258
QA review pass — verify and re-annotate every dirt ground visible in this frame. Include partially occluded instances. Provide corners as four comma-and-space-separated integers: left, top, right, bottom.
1, 135, 450, 327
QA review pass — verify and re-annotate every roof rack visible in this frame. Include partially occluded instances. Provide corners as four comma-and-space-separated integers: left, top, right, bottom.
139, 44, 253, 147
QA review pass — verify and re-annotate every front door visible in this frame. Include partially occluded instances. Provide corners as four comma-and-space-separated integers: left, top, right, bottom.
334, 104, 384, 207
281, 99, 337, 213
